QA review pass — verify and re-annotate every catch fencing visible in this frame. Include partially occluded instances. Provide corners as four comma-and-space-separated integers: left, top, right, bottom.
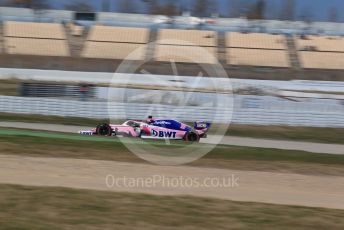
1, 96, 343, 128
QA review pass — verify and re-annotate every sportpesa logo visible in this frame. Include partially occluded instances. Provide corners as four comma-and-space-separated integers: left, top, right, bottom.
152, 129, 176, 138
153, 121, 171, 125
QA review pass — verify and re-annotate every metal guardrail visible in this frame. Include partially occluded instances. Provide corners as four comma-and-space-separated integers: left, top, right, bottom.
19, 83, 95, 98
0, 96, 343, 127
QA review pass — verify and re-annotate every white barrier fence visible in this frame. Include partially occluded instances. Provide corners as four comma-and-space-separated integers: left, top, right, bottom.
1, 96, 344, 128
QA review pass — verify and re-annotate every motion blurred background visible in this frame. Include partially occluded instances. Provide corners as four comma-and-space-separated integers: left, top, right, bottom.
0, 1, 343, 229
0, 0, 343, 125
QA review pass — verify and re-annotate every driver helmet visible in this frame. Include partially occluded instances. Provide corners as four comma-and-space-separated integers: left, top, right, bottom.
146, 115, 154, 124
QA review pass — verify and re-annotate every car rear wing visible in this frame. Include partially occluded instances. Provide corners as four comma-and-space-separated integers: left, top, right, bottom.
194, 121, 211, 131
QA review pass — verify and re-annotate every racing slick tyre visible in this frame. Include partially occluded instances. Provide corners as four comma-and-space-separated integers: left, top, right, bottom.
184, 132, 200, 142
199, 133, 207, 138
96, 123, 112, 136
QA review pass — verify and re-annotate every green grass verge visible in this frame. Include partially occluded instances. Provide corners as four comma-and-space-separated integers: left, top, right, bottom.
1, 129, 344, 176
225, 124, 344, 144
1, 113, 343, 144
0, 184, 343, 230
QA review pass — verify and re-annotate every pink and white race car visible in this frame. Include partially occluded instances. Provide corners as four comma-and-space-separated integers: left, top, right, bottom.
79, 117, 210, 142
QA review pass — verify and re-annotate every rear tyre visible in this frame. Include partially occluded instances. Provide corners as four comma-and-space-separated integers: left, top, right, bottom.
184, 132, 200, 142
199, 133, 207, 138
96, 123, 112, 136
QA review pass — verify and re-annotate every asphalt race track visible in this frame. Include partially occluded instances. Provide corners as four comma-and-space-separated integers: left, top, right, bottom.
0, 121, 343, 155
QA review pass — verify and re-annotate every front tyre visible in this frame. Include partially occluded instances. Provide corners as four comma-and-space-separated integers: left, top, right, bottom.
96, 123, 112, 136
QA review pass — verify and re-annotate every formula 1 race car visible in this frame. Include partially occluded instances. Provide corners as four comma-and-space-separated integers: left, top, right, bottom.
79, 117, 211, 142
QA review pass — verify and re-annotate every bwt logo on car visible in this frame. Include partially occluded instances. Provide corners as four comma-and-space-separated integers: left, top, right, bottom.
152, 129, 176, 138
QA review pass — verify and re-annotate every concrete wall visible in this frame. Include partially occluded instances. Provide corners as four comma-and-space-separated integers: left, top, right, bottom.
0, 54, 343, 81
